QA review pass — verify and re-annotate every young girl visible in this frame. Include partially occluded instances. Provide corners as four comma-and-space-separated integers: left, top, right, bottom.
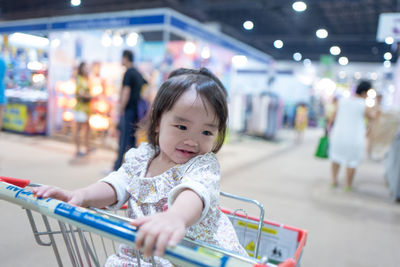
33, 68, 247, 266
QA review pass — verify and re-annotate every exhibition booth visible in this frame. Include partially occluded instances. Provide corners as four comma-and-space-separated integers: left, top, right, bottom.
0, 8, 273, 144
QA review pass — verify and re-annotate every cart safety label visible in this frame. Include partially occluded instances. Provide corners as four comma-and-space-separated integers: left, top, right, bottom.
230, 218, 298, 263
54, 203, 136, 241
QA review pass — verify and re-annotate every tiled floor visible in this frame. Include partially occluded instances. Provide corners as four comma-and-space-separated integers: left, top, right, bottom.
0, 129, 399, 267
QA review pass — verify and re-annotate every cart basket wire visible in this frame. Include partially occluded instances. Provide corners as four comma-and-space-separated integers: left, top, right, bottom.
0, 176, 307, 267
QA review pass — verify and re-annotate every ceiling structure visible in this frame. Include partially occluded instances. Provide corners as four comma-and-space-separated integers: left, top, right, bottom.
0, 0, 398, 63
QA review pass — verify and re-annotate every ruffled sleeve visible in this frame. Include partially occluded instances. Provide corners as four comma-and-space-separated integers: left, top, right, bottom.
167, 153, 220, 224
100, 143, 154, 210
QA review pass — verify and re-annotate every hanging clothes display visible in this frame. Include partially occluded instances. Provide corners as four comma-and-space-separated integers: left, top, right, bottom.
229, 92, 284, 139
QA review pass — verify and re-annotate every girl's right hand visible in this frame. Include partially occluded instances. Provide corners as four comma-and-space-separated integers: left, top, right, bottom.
32, 186, 84, 206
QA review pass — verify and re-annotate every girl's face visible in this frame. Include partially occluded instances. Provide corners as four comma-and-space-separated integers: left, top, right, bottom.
156, 87, 219, 165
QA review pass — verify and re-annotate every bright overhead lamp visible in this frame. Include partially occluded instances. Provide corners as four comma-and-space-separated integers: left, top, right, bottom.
126, 32, 139, 47
101, 33, 112, 47
370, 72, 378, 80
330, 46, 341, 56
385, 36, 394, 45
365, 98, 376, 108
243, 20, 254, 30
303, 58, 312, 66
367, 89, 377, 98
27, 61, 44, 71
273, 40, 283, 49
292, 1, 307, 12
338, 71, 346, 79
201, 47, 211, 59
293, 52, 302, 61
232, 55, 248, 67
9, 33, 49, 48
183, 41, 196, 55
384, 52, 392, 61
51, 38, 61, 48
384, 60, 391, 68
71, 0, 81, 7
112, 34, 123, 47
316, 29, 328, 39
338, 56, 348, 66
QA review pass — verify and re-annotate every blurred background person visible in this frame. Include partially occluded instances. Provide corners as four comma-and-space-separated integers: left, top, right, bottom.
294, 102, 308, 143
113, 50, 147, 171
325, 96, 338, 135
329, 80, 375, 191
74, 62, 92, 157
366, 93, 382, 159
0, 55, 6, 131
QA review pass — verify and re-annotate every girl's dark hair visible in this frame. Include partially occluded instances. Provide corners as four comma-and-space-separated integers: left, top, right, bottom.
77, 62, 87, 77
147, 67, 228, 153
356, 80, 371, 96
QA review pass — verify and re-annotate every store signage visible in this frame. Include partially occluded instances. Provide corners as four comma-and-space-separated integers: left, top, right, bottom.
2, 103, 27, 132
50, 15, 164, 31
377, 13, 400, 41
0, 23, 48, 33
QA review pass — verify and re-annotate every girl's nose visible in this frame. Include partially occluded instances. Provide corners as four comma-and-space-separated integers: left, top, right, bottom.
184, 139, 198, 147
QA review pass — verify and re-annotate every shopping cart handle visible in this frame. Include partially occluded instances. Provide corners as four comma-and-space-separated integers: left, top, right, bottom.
0, 176, 31, 188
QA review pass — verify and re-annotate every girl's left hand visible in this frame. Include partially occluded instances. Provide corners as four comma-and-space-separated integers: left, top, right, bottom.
131, 211, 186, 257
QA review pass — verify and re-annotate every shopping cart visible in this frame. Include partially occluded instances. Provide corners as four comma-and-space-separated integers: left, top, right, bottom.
0, 176, 307, 267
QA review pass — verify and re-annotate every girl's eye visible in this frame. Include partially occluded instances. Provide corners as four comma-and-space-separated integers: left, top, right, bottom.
202, 131, 213, 136
176, 125, 187, 130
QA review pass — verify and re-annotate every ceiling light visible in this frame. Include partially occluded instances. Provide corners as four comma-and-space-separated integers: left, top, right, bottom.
385, 36, 394, 45
338, 71, 346, 79
126, 32, 139, 47
338, 56, 348, 66
183, 41, 196, 55
365, 98, 376, 108
384, 61, 391, 68
367, 89, 377, 98
330, 46, 341, 56
112, 34, 123, 47
316, 29, 328, 39
273, 40, 283, 49
201, 47, 210, 59
27, 61, 43, 71
71, 0, 81, 7
316, 78, 336, 96
292, 1, 307, 12
354, 72, 362, 80
9, 33, 49, 48
243, 20, 254, 30
384, 52, 392, 61
293, 52, 302, 61
303, 58, 311, 66
101, 33, 112, 47
232, 55, 248, 67
51, 38, 60, 48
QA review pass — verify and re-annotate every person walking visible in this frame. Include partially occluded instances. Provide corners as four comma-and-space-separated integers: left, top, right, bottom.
329, 80, 375, 191
113, 50, 147, 171
0, 56, 6, 131
74, 62, 92, 157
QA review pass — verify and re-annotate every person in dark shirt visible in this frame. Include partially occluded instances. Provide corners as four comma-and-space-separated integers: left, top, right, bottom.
113, 50, 147, 170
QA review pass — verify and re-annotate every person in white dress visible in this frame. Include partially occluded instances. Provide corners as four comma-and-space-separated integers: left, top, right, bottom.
33, 68, 247, 266
329, 80, 375, 191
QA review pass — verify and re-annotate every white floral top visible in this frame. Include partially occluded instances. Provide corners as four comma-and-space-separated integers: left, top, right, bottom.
101, 143, 247, 267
